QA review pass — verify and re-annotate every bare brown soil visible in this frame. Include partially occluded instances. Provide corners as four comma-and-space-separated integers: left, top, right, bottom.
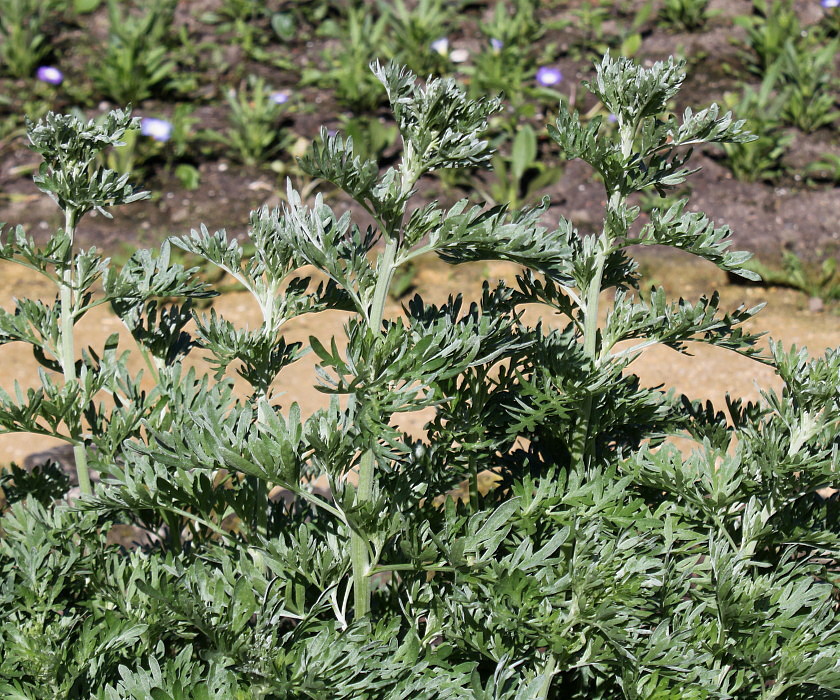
1, 0, 838, 262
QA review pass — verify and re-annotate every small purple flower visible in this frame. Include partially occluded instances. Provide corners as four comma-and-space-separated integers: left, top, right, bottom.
607, 113, 618, 123
36, 66, 63, 86
822, 0, 839, 8
490, 38, 504, 52
140, 117, 172, 143
270, 91, 289, 105
431, 37, 449, 56
535, 66, 563, 88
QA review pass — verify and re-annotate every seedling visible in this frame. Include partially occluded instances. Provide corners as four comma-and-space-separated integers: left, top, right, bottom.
659, 0, 715, 31
301, 4, 391, 113
474, 124, 565, 211
717, 73, 793, 182
90, 0, 180, 104
734, 0, 801, 75
0, 0, 63, 79
743, 251, 840, 303
205, 76, 295, 167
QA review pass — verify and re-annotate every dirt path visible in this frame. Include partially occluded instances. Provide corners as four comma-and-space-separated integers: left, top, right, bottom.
1, 252, 837, 467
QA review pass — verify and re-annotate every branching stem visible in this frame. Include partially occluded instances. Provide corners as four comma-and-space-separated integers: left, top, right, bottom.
569, 115, 633, 468
59, 208, 92, 495
569, 242, 608, 468
351, 235, 399, 619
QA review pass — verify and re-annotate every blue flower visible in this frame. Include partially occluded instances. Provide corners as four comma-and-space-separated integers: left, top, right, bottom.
821, 0, 839, 8
535, 66, 563, 87
270, 91, 289, 105
490, 38, 504, 52
140, 117, 173, 142
36, 66, 63, 85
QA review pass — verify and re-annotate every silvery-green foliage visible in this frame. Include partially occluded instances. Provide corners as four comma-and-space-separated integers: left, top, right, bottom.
27, 109, 149, 217
1, 56, 839, 698
0, 110, 213, 486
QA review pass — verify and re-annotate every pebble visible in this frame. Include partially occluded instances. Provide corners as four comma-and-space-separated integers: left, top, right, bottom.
569, 209, 594, 225
171, 207, 190, 224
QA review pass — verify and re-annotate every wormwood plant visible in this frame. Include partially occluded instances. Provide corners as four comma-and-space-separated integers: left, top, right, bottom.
0, 109, 211, 495
1, 56, 839, 698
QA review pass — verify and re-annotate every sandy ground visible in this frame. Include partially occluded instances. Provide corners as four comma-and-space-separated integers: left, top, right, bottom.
0, 252, 838, 467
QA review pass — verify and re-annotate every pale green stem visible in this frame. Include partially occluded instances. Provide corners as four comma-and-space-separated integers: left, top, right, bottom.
569, 118, 634, 469
715, 513, 739, 552
254, 286, 282, 531
134, 340, 162, 386
368, 237, 399, 330
59, 208, 92, 495
568, 242, 608, 468
351, 236, 400, 618
164, 504, 234, 541
536, 656, 557, 700
468, 455, 480, 512
349, 156, 421, 617
249, 392, 270, 536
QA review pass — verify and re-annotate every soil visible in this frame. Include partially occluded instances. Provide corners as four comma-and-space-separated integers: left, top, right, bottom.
0, 0, 838, 465
0, 252, 837, 467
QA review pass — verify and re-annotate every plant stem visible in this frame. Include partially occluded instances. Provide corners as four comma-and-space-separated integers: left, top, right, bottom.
568, 242, 608, 468
351, 235, 400, 619
59, 208, 92, 495
250, 392, 270, 536
368, 237, 399, 330
536, 655, 557, 699
569, 114, 633, 469
468, 455, 480, 511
